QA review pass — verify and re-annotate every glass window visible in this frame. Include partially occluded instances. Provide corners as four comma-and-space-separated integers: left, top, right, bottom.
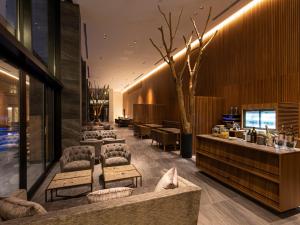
0, 60, 20, 196
31, 0, 49, 64
27, 75, 44, 190
0, 0, 17, 35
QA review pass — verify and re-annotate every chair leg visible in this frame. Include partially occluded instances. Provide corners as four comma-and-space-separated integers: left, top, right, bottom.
164, 145, 166, 151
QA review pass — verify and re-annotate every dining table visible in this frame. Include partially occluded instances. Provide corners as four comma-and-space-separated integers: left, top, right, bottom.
144, 124, 163, 128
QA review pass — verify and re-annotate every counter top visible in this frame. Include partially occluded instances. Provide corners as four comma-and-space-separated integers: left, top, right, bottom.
197, 134, 300, 155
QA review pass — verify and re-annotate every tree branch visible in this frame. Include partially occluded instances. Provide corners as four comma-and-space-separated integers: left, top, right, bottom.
202, 30, 218, 52
168, 12, 173, 51
149, 38, 169, 63
173, 8, 183, 39
158, 5, 170, 27
200, 7, 212, 45
158, 26, 170, 56
191, 18, 200, 40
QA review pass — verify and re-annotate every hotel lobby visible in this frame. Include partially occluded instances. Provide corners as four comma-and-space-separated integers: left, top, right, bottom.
1, 0, 300, 224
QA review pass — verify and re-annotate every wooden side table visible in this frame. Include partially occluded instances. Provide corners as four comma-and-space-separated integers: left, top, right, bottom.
103, 164, 142, 189
45, 169, 93, 202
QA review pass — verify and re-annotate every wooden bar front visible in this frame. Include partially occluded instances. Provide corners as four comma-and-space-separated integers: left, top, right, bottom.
196, 135, 300, 212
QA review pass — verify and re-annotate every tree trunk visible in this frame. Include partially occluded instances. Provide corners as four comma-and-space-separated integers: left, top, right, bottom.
176, 82, 191, 134
189, 77, 195, 134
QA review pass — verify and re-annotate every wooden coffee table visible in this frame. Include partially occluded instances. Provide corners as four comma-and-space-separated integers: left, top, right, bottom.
103, 164, 142, 189
45, 169, 93, 202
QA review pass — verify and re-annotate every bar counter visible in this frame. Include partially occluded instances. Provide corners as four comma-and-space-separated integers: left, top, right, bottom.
196, 134, 300, 212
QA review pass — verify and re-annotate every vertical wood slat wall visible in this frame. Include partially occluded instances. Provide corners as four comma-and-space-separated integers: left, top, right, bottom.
197, 0, 300, 109
133, 104, 166, 124
123, 0, 300, 134
123, 66, 180, 122
192, 97, 225, 153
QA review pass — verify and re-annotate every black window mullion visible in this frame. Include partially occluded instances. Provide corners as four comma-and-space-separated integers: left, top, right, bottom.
19, 71, 27, 191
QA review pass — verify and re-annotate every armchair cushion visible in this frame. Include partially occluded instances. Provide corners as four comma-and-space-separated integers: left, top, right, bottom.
87, 187, 133, 204
105, 157, 129, 167
0, 197, 47, 221
100, 130, 117, 139
101, 143, 131, 167
63, 160, 91, 172
60, 145, 95, 172
82, 130, 100, 140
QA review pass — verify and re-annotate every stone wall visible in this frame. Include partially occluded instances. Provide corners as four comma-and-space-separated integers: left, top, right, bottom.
60, 1, 81, 149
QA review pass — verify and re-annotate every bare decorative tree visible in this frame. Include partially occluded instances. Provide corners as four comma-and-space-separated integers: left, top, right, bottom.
150, 6, 217, 134
88, 81, 109, 122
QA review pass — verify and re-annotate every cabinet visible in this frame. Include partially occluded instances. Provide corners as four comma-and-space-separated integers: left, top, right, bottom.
196, 135, 300, 212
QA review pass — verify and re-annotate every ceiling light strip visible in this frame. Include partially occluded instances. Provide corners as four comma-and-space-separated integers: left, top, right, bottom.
0, 68, 30, 85
0, 68, 19, 80
122, 0, 263, 93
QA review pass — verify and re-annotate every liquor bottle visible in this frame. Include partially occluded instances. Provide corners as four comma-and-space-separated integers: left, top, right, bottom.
246, 129, 252, 142
251, 127, 257, 143
286, 125, 295, 148
265, 125, 273, 147
278, 125, 285, 146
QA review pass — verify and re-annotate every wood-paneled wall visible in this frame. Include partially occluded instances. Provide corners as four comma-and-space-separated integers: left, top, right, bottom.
133, 104, 166, 124
123, 65, 181, 121
123, 0, 300, 133
192, 97, 225, 153
196, 0, 300, 108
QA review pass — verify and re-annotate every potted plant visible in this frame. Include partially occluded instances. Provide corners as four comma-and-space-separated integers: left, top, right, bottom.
150, 5, 217, 158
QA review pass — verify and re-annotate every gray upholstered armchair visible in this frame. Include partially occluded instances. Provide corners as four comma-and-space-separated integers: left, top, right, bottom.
82, 130, 101, 140
60, 145, 95, 172
99, 130, 117, 139
100, 143, 131, 167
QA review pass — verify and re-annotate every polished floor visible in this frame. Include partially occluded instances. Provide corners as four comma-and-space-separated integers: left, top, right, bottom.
33, 126, 300, 225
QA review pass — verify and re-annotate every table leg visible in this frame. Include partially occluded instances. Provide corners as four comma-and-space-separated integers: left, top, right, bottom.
51, 190, 53, 202
136, 177, 138, 187
140, 176, 142, 187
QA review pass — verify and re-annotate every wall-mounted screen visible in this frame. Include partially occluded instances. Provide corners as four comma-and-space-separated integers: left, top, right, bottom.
245, 111, 260, 128
261, 110, 276, 129
244, 109, 276, 129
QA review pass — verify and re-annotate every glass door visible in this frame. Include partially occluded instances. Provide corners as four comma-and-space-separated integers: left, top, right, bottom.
26, 75, 45, 190
0, 60, 20, 196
